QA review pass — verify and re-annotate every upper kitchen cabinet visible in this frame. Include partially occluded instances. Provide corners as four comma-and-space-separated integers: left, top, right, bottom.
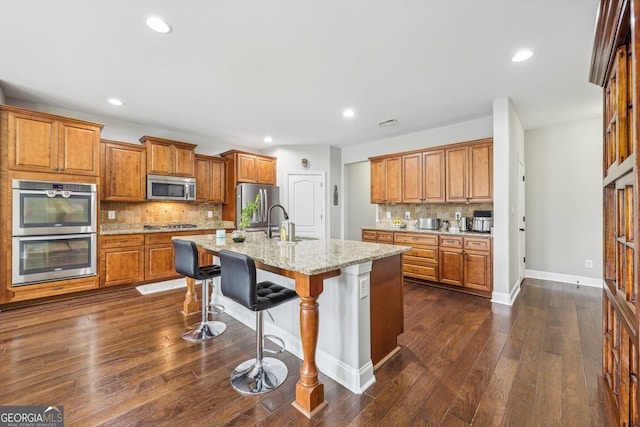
370, 155, 402, 204
100, 140, 146, 201
1, 105, 102, 176
402, 149, 445, 203
219, 150, 276, 185
446, 139, 493, 203
195, 154, 226, 203
139, 135, 197, 177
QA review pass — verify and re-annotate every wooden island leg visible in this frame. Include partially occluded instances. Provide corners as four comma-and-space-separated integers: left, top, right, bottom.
292, 273, 327, 418
180, 277, 199, 316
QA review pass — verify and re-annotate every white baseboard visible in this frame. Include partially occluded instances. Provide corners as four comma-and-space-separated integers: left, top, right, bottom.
491, 278, 521, 306
525, 269, 603, 288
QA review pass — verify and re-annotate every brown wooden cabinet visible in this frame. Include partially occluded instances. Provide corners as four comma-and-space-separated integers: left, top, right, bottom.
363, 229, 492, 296
439, 236, 464, 286
401, 149, 445, 203
370, 156, 401, 204
591, 2, 640, 424
100, 234, 145, 287
446, 139, 492, 202
195, 154, 226, 203
221, 149, 276, 184
463, 237, 492, 292
144, 233, 180, 281
361, 229, 394, 244
100, 140, 147, 201
2, 105, 102, 176
394, 232, 439, 282
139, 135, 197, 177
220, 149, 277, 223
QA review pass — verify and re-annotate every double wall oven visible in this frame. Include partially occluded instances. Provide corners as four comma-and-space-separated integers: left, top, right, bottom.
12, 179, 97, 286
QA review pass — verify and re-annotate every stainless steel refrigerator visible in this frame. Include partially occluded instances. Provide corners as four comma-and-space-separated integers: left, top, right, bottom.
236, 183, 283, 232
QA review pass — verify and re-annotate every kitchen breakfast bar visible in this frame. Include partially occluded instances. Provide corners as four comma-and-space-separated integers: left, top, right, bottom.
175, 234, 410, 418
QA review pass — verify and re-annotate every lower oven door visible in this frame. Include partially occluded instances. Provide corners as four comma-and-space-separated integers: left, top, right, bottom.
12, 233, 97, 286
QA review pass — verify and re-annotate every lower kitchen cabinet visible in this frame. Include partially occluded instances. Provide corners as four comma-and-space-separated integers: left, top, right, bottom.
363, 229, 492, 297
463, 238, 492, 292
394, 232, 439, 282
100, 234, 145, 287
144, 233, 181, 281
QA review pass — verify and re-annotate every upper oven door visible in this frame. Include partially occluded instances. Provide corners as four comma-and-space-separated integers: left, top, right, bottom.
13, 188, 97, 236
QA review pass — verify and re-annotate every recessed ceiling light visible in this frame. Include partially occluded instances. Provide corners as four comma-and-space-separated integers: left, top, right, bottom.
343, 108, 355, 118
264, 136, 273, 143
108, 98, 124, 106
512, 50, 533, 62
146, 16, 172, 34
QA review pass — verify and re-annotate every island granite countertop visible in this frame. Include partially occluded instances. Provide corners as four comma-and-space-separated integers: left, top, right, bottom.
174, 234, 411, 276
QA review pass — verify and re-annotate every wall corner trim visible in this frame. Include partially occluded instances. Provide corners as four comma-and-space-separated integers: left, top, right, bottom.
491, 278, 521, 306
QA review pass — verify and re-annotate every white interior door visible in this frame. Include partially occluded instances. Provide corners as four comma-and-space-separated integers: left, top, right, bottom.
518, 160, 526, 279
287, 172, 325, 238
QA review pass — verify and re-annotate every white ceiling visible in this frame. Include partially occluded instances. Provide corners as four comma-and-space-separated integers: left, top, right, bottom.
0, 0, 602, 149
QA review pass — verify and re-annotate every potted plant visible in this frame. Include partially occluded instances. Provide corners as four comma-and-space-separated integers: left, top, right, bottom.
232, 194, 261, 242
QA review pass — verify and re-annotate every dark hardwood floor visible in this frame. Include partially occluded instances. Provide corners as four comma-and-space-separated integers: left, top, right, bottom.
0, 279, 614, 426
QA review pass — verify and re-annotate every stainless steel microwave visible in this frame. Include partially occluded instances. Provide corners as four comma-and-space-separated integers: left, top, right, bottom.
147, 174, 196, 201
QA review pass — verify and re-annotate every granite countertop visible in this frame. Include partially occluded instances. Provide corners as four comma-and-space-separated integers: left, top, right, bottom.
100, 221, 236, 236
363, 224, 493, 238
174, 234, 411, 276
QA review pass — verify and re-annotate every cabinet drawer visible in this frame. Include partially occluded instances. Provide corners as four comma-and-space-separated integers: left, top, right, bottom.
394, 233, 438, 246
362, 230, 377, 241
101, 234, 145, 248
377, 231, 394, 243
404, 247, 438, 262
464, 237, 491, 251
403, 264, 438, 282
145, 230, 202, 245
439, 236, 463, 248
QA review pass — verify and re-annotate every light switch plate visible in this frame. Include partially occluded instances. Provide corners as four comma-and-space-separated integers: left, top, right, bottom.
359, 278, 368, 299
405, 211, 411, 219
386, 212, 391, 219
207, 211, 213, 218
108, 211, 116, 219
455, 212, 461, 220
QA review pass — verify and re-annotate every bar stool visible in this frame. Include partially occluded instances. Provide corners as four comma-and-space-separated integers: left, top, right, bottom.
218, 249, 298, 394
173, 239, 226, 342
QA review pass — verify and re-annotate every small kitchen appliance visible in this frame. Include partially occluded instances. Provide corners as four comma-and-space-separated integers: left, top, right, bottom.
459, 217, 471, 232
472, 210, 493, 233
416, 218, 440, 230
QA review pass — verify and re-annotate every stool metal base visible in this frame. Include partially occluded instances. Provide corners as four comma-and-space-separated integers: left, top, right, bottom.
182, 320, 226, 342
230, 357, 288, 395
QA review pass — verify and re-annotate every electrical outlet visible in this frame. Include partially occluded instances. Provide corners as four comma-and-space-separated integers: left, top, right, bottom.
207, 211, 213, 218
359, 278, 368, 299
386, 212, 391, 219
405, 211, 411, 219
108, 211, 116, 219
455, 212, 461, 220
585, 259, 593, 268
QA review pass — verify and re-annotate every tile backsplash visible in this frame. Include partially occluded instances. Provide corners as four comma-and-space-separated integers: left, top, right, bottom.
100, 201, 223, 224
377, 202, 493, 225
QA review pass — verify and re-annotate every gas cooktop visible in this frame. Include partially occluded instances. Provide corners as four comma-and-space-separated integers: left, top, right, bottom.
143, 224, 198, 230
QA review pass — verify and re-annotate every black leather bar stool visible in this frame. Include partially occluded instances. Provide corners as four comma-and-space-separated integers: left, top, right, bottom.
219, 249, 298, 394
173, 239, 226, 342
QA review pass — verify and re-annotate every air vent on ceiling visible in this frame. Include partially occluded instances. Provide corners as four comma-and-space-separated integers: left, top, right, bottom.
378, 119, 398, 127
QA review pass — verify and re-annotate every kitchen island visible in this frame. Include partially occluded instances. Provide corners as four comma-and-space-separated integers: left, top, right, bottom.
175, 234, 410, 418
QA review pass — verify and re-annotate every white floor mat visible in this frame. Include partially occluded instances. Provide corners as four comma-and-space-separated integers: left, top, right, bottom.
135, 278, 191, 295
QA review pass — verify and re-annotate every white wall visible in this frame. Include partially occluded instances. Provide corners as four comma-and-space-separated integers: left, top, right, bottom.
524, 118, 602, 284
492, 98, 525, 305
263, 144, 342, 238
345, 162, 376, 240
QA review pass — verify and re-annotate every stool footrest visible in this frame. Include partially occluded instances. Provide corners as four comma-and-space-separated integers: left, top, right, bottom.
263, 334, 286, 354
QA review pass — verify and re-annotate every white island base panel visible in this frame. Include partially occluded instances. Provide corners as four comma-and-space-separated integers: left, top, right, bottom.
210, 261, 375, 394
